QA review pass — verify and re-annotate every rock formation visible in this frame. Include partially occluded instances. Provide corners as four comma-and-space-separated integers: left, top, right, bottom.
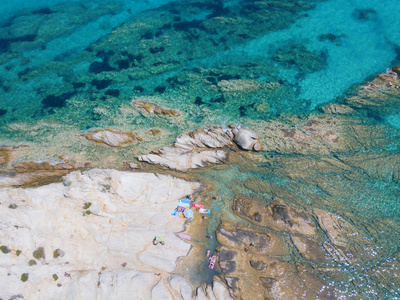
84, 128, 143, 147
344, 66, 400, 115
320, 103, 355, 115
131, 98, 180, 117
138, 126, 263, 172
0, 169, 226, 299
256, 114, 397, 155
233, 197, 317, 236
0, 156, 89, 188
215, 221, 339, 299
0, 146, 17, 165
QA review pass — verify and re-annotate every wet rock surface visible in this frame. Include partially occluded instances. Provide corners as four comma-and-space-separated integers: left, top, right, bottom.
216, 221, 339, 299
131, 98, 180, 117
344, 66, 400, 115
256, 113, 397, 155
215, 194, 400, 299
0, 146, 17, 165
320, 103, 356, 115
212, 140, 400, 299
0, 155, 89, 188
233, 197, 317, 236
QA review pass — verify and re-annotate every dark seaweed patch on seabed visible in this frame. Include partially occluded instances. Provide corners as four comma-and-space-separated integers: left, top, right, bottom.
91, 79, 112, 90
42, 92, 76, 108
32, 8, 54, 15
0, 34, 37, 54
352, 8, 378, 22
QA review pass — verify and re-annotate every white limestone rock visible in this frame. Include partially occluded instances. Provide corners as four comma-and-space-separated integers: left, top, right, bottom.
195, 286, 208, 300
169, 275, 194, 300
232, 127, 263, 151
212, 280, 234, 300
195, 280, 233, 300
0, 169, 201, 299
84, 128, 142, 147
138, 126, 262, 172
175, 128, 233, 149
151, 279, 174, 300
139, 147, 228, 172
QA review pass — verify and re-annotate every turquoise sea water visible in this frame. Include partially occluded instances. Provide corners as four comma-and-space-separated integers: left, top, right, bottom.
1, 0, 400, 298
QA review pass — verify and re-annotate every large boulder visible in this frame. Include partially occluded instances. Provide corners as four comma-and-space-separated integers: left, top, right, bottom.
84, 128, 143, 147
231, 127, 263, 151
175, 128, 233, 149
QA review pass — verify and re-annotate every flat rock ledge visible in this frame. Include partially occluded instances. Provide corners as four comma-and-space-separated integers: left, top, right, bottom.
138, 126, 263, 172
0, 169, 233, 299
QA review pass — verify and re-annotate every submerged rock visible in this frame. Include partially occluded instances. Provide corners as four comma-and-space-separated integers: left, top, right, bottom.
233, 197, 317, 236
320, 103, 356, 115
131, 98, 180, 117
84, 128, 143, 147
313, 209, 376, 264
337, 152, 400, 183
216, 222, 339, 299
344, 66, 400, 115
291, 235, 332, 264
257, 114, 397, 155
0, 146, 17, 165
217, 225, 289, 256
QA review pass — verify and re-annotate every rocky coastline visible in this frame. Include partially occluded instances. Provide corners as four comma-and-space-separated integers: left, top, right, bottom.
1, 61, 400, 299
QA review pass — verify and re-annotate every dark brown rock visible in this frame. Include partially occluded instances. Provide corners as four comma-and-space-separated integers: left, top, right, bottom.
249, 260, 268, 271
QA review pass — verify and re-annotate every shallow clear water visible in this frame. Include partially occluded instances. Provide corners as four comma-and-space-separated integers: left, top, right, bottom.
1, 0, 400, 298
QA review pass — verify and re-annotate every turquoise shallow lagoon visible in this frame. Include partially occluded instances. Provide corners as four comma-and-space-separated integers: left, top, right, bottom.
1, 0, 400, 298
